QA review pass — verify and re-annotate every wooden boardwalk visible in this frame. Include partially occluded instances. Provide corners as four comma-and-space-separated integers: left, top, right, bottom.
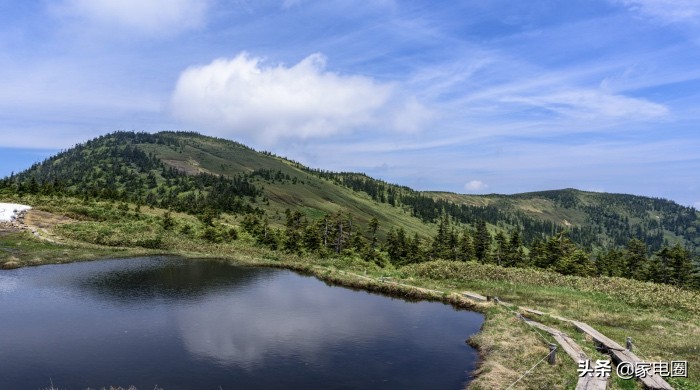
572, 321, 626, 351
344, 273, 673, 390
572, 321, 673, 390
461, 291, 487, 302
518, 315, 608, 389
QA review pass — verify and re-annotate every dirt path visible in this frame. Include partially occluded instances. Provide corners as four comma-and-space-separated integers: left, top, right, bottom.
0, 209, 74, 243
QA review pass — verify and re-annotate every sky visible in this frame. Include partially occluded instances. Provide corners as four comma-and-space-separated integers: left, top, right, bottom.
1, 0, 699, 208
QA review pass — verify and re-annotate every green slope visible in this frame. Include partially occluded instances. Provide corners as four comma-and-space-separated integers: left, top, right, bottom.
10, 131, 435, 239
427, 188, 700, 253
7, 131, 700, 254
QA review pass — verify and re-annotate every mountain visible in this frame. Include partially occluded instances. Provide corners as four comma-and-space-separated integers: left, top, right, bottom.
428, 189, 700, 253
4, 131, 700, 254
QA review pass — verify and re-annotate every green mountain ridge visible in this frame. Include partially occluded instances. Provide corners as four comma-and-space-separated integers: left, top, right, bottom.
4, 130, 699, 254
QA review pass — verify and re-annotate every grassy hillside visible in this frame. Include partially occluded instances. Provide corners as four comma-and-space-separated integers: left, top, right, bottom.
1, 195, 698, 389
6, 130, 700, 256
428, 189, 700, 253
137, 132, 433, 238
2, 131, 700, 389
10, 131, 434, 239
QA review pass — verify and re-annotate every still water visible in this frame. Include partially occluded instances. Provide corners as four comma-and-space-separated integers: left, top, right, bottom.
0, 257, 483, 389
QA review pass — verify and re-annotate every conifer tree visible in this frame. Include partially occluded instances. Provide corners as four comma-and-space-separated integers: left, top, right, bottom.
493, 231, 508, 266
595, 248, 625, 277
667, 243, 695, 287
474, 220, 492, 263
408, 233, 424, 263
505, 230, 525, 267
368, 217, 379, 250
624, 239, 649, 280
458, 229, 475, 261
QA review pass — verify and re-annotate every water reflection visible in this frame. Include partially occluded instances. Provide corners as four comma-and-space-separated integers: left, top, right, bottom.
175, 275, 397, 368
75, 257, 266, 302
0, 257, 483, 390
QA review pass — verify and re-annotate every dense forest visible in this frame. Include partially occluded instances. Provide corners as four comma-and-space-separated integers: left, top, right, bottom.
292, 169, 700, 255
236, 209, 699, 289
3, 132, 263, 217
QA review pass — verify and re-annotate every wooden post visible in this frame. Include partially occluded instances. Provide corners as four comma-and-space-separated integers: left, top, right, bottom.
548, 344, 557, 365
626, 336, 632, 351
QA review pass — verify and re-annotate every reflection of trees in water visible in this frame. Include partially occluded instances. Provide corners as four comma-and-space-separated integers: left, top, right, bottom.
77, 258, 274, 302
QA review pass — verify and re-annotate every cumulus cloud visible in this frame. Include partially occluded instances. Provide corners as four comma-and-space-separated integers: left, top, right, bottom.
55, 0, 209, 36
616, 0, 700, 24
465, 180, 488, 192
170, 52, 431, 144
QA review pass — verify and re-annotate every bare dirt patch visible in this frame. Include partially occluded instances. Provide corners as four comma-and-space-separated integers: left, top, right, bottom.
162, 158, 210, 175
23, 210, 74, 229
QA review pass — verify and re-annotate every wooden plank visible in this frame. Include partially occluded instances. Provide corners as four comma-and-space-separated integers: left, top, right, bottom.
553, 333, 587, 361
523, 318, 561, 336
571, 321, 626, 351
570, 321, 672, 389
576, 372, 609, 390
552, 314, 573, 323
522, 307, 545, 316
461, 291, 487, 301
610, 349, 673, 390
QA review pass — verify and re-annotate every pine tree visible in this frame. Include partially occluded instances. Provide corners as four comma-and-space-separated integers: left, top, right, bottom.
667, 243, 695, 288
458, 229, 475, 261
493, 231, 508, 266
505, 230, 525, 267
364, 217, 380, 262
407, 233, 424, 263
624, 239, 649, 280
284, 209, 305, 253
368, 217, 379, 250
595, 248, 625, 277
432, 214, 451, 259
302, 223, 322, 252
474, 220, 491, 263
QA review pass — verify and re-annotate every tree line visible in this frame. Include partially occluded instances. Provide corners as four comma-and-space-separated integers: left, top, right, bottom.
237, 210, 700, 290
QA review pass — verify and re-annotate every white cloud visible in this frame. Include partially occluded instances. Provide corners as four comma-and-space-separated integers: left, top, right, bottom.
170, 52, 430, 144
54, 0, 210, 36
616, 0, 700, 24
501, 89, 668, 120
464, 180, 488, 192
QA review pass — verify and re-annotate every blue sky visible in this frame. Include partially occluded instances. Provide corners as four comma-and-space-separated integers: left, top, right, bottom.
1, 0, 699, 207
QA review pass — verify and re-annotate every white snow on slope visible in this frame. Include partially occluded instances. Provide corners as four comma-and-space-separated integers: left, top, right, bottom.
0, 203, 31, 222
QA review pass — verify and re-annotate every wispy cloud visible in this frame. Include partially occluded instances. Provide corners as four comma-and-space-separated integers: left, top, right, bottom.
501, 89, 669, 119
51, 0, 211, 36
616, 0, 700, 24
1, 1, 699, 206
171, 52, 431, 144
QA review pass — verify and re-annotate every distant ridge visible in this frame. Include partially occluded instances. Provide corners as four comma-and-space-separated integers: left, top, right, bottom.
5, 131, 699, 253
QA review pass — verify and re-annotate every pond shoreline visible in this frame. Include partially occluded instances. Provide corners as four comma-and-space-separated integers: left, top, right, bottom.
3, 226, 698, 388
2, 255, 483, 390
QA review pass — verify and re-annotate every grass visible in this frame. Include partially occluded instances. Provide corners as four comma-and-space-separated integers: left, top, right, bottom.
137, 137, 437, 240
3, 195, 699, 390
0, 231, 155, 268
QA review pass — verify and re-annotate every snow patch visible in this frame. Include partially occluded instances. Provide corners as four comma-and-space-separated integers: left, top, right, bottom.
0, 203, 32, 222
